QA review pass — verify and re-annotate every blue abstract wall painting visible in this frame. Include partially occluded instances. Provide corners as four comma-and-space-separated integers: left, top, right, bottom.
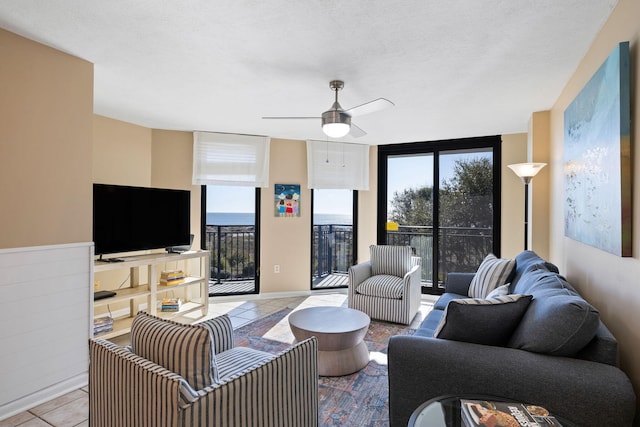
564, 41, 631, 256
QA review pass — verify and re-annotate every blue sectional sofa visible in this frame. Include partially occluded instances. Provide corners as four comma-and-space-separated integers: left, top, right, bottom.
388, 251, 636, 427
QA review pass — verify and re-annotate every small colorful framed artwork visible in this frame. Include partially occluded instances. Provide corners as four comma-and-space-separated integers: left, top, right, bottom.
274, 184, 301, 218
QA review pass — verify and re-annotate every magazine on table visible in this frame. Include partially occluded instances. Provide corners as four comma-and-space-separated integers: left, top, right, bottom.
460, 399, 563, 427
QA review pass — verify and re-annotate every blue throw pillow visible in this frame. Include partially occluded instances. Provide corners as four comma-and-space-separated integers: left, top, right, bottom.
434, 294, 532, 346
508, 294, 600, 356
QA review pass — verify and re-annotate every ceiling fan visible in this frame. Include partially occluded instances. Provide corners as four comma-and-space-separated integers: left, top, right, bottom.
262, 80, 394, 138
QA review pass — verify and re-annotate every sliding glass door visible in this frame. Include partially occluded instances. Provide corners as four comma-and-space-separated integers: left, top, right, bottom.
386, 154, 435, 284
438, 149, 495, 280
379, 137, 501, 294
311, 189, 357, 289
204, 185, 260, 296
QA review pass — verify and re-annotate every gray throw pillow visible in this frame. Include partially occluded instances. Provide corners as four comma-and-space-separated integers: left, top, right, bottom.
508, 294, 600, 356
468, 254, 516, 298
434, 294, 532, 346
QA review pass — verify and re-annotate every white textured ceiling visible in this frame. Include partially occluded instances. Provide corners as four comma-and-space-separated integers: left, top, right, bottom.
0, 1, 617, 144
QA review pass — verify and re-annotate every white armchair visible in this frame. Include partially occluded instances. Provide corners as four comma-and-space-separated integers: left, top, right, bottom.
348, 245, 422, 325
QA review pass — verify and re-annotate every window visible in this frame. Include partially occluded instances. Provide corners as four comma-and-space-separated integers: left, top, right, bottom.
204, 185, 260, 296
311, 189, 357, 289
378, 136, 501, 294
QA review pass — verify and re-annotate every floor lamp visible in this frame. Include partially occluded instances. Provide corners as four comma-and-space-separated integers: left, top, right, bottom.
507, 162, 546, 251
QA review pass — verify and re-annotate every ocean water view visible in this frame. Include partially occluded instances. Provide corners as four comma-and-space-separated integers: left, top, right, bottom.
206, 212, 352, 225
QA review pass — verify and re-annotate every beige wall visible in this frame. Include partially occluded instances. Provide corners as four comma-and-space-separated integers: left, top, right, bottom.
547, 0, 640, 419
93, 119, 201, 250
529, 111, 551, 259
357, 146, 379, 262
93, 115, 152, 186
500, 133, 528, 258
257, 141, 380, 291
259, 138, 312, 293
0, 29, 93, 249
151, 129, 202, 249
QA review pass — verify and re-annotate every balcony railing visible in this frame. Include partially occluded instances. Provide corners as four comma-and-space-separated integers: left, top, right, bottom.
387, 225, 493, 288
205, 225, 256, 284
312, 224, 353, 286
205, 223, 492, 294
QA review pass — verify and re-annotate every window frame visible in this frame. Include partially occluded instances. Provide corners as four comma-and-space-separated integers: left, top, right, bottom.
377, 136, 502, 293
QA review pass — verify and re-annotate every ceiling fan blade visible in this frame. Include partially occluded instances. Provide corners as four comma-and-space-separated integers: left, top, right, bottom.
349, 122, 367, 138
345, 98, 395, 117
262, 116, 319, 120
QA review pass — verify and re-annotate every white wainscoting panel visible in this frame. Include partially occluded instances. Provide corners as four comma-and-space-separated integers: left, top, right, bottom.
0, 242, 93, 421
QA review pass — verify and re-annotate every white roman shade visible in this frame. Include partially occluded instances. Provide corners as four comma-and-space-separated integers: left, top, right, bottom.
193, 131, 270, 187
306, 140, 369, 190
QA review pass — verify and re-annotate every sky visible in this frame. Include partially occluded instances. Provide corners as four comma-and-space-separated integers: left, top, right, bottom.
206, 149, 490, 215
206, 185, 352, 215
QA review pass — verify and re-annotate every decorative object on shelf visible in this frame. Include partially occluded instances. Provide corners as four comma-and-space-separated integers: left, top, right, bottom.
508, 162, 546, 251
274, 183, 301, 218
161, 298, 182, 312
93, 316, 113, 336
564, 41, 631, 257
160, 270, 185, 286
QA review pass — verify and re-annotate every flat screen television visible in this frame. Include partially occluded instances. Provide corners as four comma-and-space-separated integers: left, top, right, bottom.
93, 183, 191, 256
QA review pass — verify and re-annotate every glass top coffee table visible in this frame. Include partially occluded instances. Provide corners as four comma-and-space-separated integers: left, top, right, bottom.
409, 395, 575, 427
288, 306, 370, 376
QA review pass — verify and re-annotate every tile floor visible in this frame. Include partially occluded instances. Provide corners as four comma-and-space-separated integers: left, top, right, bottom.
0, 291, 436, 427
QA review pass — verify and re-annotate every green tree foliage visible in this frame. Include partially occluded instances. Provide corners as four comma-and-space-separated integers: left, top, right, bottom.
389, 156, 493, 228
440, 157, 493, 228
389, 156, 494, 275
390, 186, 433, 226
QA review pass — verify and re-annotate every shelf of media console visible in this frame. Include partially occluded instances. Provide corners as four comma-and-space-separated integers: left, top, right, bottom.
92, 250, 210, 338
94, 250, 209, 272
93, 285, 151, 307
92, 277, 205, 307
156, 276, 207, 293
94, 301, 206, 340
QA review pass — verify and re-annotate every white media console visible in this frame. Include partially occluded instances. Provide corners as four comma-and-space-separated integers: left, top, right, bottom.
92, 250, 210, 339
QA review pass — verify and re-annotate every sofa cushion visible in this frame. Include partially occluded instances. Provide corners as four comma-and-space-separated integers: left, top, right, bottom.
356, 274, 404, 299
510, 250, 559, 291
216, 347, 275, 381
468, 254, 516, 298
508, 294, 600, 356
370, 245, 413, 278
130, 312, 218, 389
434, 294, 532, 346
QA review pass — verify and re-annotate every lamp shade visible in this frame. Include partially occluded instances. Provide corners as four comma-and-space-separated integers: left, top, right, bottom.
322, 122, 350, 138
508, 162, 546, 184
322, 109, 351, 138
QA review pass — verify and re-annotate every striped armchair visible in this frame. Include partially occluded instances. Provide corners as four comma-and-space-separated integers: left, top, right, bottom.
89, 313, 318, 427
348, 245, 421, 325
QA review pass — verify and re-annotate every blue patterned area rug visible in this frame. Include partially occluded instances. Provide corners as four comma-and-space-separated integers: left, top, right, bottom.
234, 308, 415, 427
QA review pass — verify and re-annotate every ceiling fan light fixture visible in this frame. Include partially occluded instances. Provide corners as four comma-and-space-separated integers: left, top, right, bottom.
322, 110, 351, 138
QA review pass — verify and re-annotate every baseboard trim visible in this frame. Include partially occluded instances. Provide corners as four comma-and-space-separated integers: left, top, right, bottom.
0, 373, 88, 422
